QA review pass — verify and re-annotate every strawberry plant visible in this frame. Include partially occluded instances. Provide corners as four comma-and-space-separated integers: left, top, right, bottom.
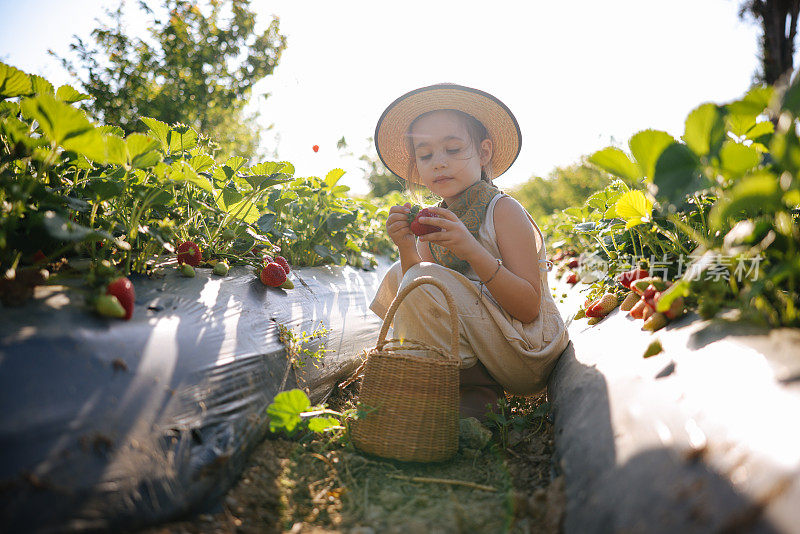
541, 79, 800, 328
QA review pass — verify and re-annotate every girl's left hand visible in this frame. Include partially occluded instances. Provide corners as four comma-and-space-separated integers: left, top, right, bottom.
417, 207, 482, 260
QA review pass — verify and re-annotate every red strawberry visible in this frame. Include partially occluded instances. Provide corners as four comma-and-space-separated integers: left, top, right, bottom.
629, 298, 648, 319
617, 268, 649, 289
312, 145, 319, 153
585, 293, 618, 318
32, 250, 47, 264
566, 258, 579, 269
260, 262, 287, 287
407, 206, 439, 236
106, 277, 135, 320
566, 272, 578, 285
177, 241, 202, 266
273, 255, 291, 274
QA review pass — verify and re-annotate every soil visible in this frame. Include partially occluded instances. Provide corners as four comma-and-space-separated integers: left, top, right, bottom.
141, 386, 564, 534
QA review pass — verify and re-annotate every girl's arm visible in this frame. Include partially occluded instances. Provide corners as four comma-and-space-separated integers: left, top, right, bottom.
417, 198, 542, 322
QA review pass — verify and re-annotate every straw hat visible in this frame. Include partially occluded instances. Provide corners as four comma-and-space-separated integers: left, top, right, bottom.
375, 83, 521, 182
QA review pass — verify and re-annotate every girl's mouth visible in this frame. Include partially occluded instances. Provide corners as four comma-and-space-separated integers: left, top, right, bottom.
433, 176, 452, 184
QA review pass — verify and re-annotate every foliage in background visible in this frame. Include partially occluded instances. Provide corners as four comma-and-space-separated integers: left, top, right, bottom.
509, 161, 611, 222
52, 0, 286, 160
542, 78, 800, 327
337, 136, 405, 198
738, 0, 799, 84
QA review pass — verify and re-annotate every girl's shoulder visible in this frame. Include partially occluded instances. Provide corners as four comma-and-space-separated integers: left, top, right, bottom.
492, 194, 544, 252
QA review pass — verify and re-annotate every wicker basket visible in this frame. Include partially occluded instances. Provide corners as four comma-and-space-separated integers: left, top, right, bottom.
351, 276, 461, 462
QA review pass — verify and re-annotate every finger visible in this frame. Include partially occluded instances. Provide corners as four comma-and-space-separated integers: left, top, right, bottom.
389, 205, 411, 214
418, 216, 451, 229
425, 206, 458, 221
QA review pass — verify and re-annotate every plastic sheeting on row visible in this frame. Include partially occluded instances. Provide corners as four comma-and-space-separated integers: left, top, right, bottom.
548, 275, 800, 534
0, 257, 392, 533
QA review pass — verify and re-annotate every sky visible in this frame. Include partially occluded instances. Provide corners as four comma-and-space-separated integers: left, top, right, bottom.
0, 0, 786, 195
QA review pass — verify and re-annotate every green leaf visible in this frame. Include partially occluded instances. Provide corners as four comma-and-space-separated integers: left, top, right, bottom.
30, 75, 54, 96
226, 156, 248, 173
325, 168, 346, 188
267, 389, 311, 433
140, 117, 170, 152
249, 161, 290, 176
728, 86, 774, 118
245, 173, 292, 190
589, 147, 642, 183
168, 161, 212, 192
656, 279, 690, 313
614, 189, 653, 229
88, 179, 125, 201
63, 129, 127, 166
167, 124, 198, 153
126, 133, 162, 169
682, 103, 725, 157
781, 77, 800, 115
189, 153, 215, 172
42, 211, 113, 242
98, 125, 124, 137
745, 120, 774, 141
307, 416, 340, 432
652, 143, 700, 203
719, 141, 760, 176
709, 172, 782, 230
55, 84, 91, 103
20, 94, 94, 146
0, 62, 32, 99
629, 129, 675, 181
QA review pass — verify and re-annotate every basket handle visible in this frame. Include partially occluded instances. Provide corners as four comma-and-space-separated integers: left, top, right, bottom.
377, 275, 460, 363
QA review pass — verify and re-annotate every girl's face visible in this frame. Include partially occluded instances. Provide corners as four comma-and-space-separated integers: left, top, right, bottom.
410, 110, 492, 203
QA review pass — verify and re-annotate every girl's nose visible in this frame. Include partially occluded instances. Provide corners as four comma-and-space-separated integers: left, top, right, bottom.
433, 151, 448, 169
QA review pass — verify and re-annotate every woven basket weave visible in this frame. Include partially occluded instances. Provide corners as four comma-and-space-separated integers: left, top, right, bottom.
351, 276, 461, 462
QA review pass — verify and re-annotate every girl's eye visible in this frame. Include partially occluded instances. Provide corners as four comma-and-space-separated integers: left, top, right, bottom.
419, 154, 432, 161
446, 148, 461, 155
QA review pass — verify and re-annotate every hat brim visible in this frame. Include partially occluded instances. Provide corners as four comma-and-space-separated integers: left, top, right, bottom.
375, 83, 521, 183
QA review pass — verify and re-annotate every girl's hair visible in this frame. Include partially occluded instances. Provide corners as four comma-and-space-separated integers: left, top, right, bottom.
404, 109, 494, 197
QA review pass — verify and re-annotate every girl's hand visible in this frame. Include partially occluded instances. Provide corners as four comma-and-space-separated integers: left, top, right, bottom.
386, 203, 416, 249
417, 207, 482, 261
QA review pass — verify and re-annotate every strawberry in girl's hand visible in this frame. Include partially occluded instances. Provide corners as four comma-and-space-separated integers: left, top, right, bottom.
106, 277, 135, 320
407, 205, 439, 236
260, 262, 287, 287
177, 241, 202, 266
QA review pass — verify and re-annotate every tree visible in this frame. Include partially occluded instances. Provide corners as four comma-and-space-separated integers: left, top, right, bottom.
53, 0, 287, 159
509, 161, 611, 221
739, 0, 800, 84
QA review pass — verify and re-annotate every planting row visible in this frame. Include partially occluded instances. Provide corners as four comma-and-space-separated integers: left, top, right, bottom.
541, 80, 800, 329
0, 62, 395, 318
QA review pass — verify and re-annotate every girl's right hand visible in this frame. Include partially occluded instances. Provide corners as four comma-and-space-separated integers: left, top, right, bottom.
386, 203, 416, 249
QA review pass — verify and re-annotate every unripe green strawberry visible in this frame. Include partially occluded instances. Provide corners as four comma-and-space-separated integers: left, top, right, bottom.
221, 228, 236, 241
643, 339, 664, 357
587, 316, 601, 325
632, 277, 668, 295
280, 277, 294, 289
96, 294, 126, 319
642, 312, 668, 331
180, 264, 195, 277
619, 292, 639, 311
585, 293, 618, 317
213, 261, 229, 276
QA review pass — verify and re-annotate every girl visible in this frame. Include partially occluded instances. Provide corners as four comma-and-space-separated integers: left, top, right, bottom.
369, 83, 570, 420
